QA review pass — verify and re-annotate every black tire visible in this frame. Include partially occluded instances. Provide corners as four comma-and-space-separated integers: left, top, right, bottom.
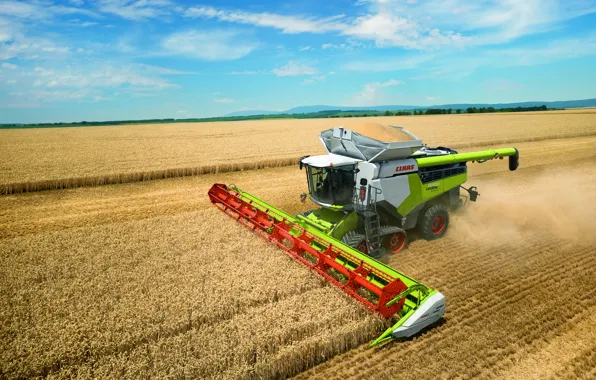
418, 205, 449, 240
341, 231, 368, 255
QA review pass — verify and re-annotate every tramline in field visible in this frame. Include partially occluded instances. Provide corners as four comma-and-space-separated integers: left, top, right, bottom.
208, 126, 519, 346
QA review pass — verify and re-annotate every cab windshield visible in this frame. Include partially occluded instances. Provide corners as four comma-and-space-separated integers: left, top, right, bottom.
306, 165, 355, 205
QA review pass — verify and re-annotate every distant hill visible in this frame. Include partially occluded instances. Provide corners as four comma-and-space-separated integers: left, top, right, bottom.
225, 110, 283, 117
430, 98, 596, 110
284, 105, 421, 114
225, 98, 596, 117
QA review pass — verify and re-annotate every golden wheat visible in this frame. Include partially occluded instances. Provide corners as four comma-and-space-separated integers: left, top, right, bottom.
1, 110, 595, 194
1, 127, 595, 379
0, 208, 382, 379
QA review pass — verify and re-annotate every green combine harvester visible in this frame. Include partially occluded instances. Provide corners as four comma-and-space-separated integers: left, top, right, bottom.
209, 126, 519, 346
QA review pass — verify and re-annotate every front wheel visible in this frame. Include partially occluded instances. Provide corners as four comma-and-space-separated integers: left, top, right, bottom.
341, 230, 368, 255
382, 227, 408, 254
418, 205, 449, 240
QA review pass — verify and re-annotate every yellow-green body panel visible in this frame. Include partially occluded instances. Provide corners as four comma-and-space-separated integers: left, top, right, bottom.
297, 208, 358, 240
397, 173, 467, 216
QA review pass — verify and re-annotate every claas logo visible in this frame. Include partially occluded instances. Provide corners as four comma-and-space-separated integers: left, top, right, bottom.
395, 164, 415, 173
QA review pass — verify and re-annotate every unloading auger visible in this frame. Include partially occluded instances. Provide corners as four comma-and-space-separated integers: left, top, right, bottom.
208, 126, 519, 346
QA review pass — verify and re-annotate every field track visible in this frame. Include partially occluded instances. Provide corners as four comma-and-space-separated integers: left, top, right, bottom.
1, 115, 595, 379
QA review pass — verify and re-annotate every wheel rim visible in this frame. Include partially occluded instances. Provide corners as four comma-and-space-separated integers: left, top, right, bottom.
388, 232, 407, 254
356, 240, 368, 254
431, 215, 446, 234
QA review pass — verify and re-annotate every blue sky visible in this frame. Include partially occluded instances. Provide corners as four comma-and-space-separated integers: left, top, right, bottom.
1, 0, 596, 123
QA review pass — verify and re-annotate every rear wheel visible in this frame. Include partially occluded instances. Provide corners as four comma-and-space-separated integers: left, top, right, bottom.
418, 205, 449, 240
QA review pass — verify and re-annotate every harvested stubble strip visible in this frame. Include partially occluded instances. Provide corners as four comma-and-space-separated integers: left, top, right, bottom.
0, 157, 300, 195
0, 208, 382, 378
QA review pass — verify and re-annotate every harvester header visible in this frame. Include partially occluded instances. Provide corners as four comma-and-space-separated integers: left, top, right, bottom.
209, 125, 519, 346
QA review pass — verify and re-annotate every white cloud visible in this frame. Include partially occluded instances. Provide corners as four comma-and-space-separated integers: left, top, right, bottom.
228, 70, 267, 75
390, 0, 596, 45
183, 4, 465, 50
98, 0, 173, 20
490, 35, 596, 67
320, 42, 350, 50
35, 66, 177, 89
343, 54, 434, 72
299, 46, 314, 51
7, 63, 179, 104
328, 71, 336, 75
426, 96, 438, 101
138, 64, 198, 75
301, 75, 325, 85
214, 98, 235, 103
411, 33, 596, 80
350, 78, 402, 105
162, 29, 257, 61
345, 10, 468, 49
272, 61, 317, 76
115, 35, 136, 53
68, 19, 98, 27
182, 2, 596, 51
2, 62, 16, 69
0, 34, 71, 60
176, 109, 192, 117
185, 6, 346, 34
0, 0, 100, 19
483, 78, 524, 92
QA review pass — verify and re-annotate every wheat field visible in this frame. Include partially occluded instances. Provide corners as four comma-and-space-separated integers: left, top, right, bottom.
1, 112, 596, 379
1, 110, 596, 194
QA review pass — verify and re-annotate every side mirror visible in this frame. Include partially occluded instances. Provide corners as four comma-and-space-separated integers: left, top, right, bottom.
509, 148, 519, 171
299, 155, 310, 170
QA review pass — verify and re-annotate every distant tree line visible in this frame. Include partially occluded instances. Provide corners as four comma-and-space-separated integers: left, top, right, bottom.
466, 105, 547, 113
1, 105, 552, 129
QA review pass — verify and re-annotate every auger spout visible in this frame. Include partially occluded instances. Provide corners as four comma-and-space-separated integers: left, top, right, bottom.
416, 147, 519, 171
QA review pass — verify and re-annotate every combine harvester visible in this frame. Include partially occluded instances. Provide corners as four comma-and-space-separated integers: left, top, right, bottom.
208, 126, 519, 346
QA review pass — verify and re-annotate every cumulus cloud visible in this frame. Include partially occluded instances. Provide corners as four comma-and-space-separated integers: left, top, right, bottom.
350, 78, 402, 105
185, 6, 346, 34
272, 61, 317, 76
98, 0, 173, 20
228, 70, 268, 75
182, 1, 596, 50
213, 97, 235, 103
162, 29, 257, 61
6, 63, 181, 104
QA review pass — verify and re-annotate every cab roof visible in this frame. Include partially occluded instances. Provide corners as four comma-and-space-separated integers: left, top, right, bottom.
301, 154, 361, 168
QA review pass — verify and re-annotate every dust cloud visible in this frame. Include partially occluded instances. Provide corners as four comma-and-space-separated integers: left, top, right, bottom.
450, 168, 596, 246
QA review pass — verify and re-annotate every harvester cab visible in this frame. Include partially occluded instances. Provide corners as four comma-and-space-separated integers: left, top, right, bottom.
208, 124, 519, 346
298, 126, 519, 258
